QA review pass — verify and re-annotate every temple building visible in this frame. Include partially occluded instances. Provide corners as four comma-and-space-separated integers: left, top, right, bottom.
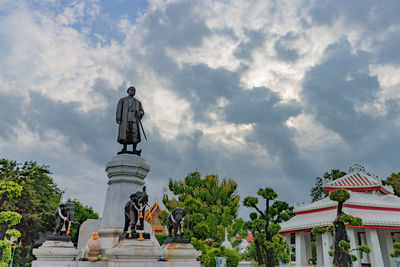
280, 164, 400, 267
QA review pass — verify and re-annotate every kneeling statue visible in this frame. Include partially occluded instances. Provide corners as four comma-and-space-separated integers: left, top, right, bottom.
50, 202, 80, 241
165, 207, 189, 243
122, 186, 150, 240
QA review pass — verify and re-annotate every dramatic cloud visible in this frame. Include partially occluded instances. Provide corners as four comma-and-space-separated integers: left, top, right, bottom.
0, 0, 399, 217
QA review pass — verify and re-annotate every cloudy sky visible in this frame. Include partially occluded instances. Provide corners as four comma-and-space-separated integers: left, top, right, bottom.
1, 0, 399, 218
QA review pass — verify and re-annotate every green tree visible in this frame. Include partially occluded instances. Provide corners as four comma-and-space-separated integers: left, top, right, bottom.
163, 172, 241, 241
310, 170, 346, 202
243, 187, 293, 267
163, 172, 243, 266
384, 173, 400, 197
0, 159, 61, 264
0, 180, 22, 265
312, 189, 370, 266
66, 199, 99, 246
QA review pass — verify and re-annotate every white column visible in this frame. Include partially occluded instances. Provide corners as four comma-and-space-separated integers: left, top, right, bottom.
296, 232, 307, 266
378, 229, 395, 267
316, 234, 324, 266
305, 232, 312, 261
321, 232, 333, 267
365, 228, 385, 267
347, 228, 361, 267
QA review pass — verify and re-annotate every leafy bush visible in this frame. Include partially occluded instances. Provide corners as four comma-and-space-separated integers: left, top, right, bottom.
155, 233, 169, 246
390, 242, 400, 258
329, 189, 350, 203
191, 237, 240, 267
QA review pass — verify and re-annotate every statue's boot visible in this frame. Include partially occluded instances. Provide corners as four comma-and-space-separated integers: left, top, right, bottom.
132, 144, 142, 156
133, 149, 142, 156
118, 144, 128, 154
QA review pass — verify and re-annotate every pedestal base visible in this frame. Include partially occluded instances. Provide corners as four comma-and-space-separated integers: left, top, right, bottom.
32, 240, 78, 267
99, 154, 150, 249
98, 227, 122, 251
163, 237, 190, 244
105, 238, 162, 267
162, 243, 201, 267
47, 236, 72, 242
119, 232, 151, 240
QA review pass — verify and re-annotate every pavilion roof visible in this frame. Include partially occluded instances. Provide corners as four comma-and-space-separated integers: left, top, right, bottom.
295, 190, 400, 214
280, 208, 400, 233
323, 164, 394, 194
280, 191, 400, 233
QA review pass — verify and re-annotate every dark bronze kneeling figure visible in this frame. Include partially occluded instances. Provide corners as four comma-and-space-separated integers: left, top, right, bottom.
164, 207, 190, 244
121, 186, 150, 240
49, 202, 80, 241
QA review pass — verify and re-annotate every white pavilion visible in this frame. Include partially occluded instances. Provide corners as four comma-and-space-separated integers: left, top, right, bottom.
280, 164, 400, 267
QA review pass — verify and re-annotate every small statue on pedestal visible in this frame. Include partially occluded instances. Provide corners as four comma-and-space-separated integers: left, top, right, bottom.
116, 86, 146, 156
49, 202, 80, 241
121, 186, 150, 240
164, 207, 190, 244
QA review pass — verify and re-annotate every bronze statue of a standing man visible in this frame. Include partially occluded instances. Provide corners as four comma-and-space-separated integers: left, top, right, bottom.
116, 86, 145, 155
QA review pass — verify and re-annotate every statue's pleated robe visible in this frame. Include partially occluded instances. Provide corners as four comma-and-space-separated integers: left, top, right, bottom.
116, 96, 144, 144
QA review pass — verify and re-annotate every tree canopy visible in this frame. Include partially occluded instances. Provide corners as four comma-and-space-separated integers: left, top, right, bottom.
163, 172, 243, 266
163, 172, 241, 242
243, 187, 293, 267
384, 172, 400, 197
310, 169, 346, 202
0, 178, 23, 266
0, 159, 61, 264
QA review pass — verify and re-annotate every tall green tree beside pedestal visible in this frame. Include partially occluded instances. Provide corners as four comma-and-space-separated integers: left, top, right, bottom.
162, 172, 241, 242
162, 172, 243, 267
243, 187, 293, 267
312, 189, 370, 267
0, 180, 23, 266
0, 159, 61, 264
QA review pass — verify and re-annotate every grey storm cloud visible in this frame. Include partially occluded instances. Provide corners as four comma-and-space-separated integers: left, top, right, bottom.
234, 29, 266, 60
308, 0, 400, 63
140, 1, 211, 50
301, 34, 400, 180
26, 88, 117, 165
223, 87, 310, 180
302, 39, 380, 142
309, 0, 400, 28
0, 91, 23, 139
274, 32, 300, 62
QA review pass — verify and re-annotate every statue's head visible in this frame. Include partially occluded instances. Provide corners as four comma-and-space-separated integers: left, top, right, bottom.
65, 203, 74, 212
130, 186, 148, 206
172, 207, 187, 222
127, 86, 136, 96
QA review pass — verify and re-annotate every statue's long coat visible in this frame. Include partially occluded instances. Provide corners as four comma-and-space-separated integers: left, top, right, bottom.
116, 96, 144, 144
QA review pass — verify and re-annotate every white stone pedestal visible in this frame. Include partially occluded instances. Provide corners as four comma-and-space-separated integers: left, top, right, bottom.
32, 240, 78, 267
105, 238, 163, 267
99, 154, 150, 249
162, 243, 202, 267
